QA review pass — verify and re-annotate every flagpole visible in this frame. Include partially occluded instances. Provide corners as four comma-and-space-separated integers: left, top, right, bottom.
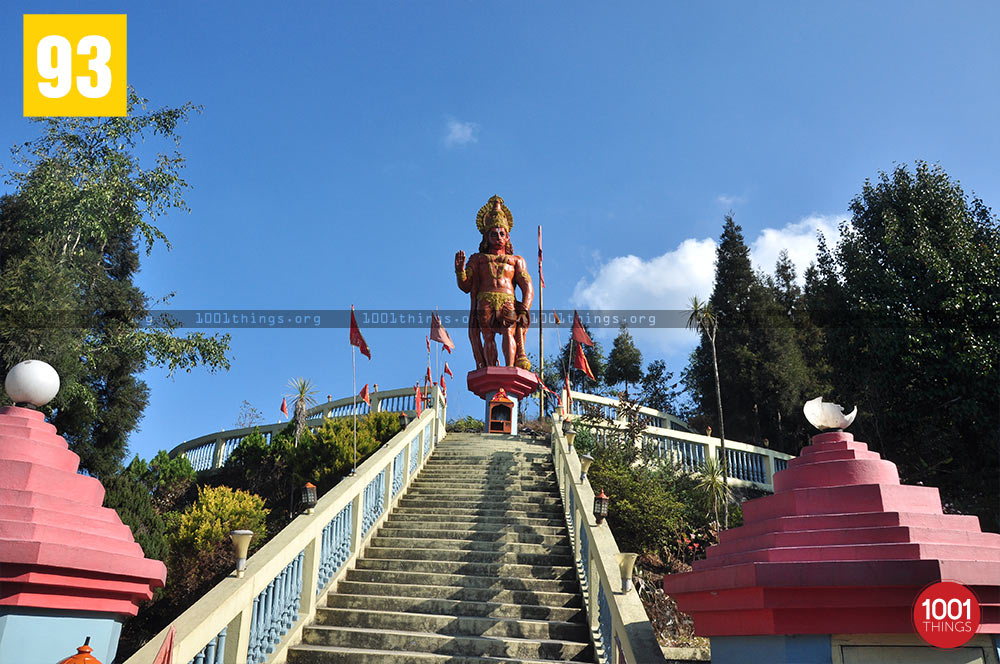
352, 345, 357, 474
538, 225, 544, 420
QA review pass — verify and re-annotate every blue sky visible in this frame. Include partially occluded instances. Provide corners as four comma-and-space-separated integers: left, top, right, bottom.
3, 2, 999, 462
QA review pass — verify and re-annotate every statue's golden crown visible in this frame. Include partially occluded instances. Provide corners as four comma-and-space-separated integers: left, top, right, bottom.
476, 195, 513, 234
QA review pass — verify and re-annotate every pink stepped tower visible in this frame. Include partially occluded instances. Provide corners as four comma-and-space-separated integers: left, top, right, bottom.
664, 428, 1000, 661
0, 405, 166, 663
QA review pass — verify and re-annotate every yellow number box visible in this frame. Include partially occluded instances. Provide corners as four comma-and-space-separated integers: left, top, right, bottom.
23, 14, 127, 117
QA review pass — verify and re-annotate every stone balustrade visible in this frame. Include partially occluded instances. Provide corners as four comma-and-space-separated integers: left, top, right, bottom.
125, 387, 445, 664
550, 409, 667, 664
567, 390, 793, 491
169, 387, 424, 473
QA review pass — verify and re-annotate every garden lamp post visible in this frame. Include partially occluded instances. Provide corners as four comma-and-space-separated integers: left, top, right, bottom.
562, 419, 576, 452
617, 552, 639, 592
593, 490, 610, 524
230, 530, 254, 578
300, 482, 318, 513
579, 454, 594, 482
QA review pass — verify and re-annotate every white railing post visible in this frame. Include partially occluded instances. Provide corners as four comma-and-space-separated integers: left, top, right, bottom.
224, 604, 252, 664
299, 535, 321, 616
350, 492, 364, 558
212, 437, 225, 470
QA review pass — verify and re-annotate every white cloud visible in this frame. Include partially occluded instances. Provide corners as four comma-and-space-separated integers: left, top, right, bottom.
569, 214, 847, 355
444, 119, 479, 147
717, 194, 746, 207
570, 238, 717, 354
749, 214, 845, 283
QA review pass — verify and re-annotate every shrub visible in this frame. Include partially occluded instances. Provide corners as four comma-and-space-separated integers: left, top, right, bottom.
167, 485, 268, 554
102, 458, 168, 562
447, 416, 483, 433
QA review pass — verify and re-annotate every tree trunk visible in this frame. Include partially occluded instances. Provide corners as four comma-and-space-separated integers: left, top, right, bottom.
710, 331, 729, 528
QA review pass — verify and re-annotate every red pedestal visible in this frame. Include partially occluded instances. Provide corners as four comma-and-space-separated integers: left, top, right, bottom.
466, 366, 539, 400
0, 406, 166, 616
663, 431, 1000, 636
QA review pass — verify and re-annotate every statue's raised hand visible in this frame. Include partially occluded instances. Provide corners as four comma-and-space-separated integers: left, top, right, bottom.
455, 251, 466, 271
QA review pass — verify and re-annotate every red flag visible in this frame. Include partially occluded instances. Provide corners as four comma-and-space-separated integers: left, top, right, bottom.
444, 362, 453, 378
414, 385, 423, 417
152, 625, 175, 664
426, 336, 430, 353
430, 313, 455, 353
537, 375, 558, 398
574, 342, 595, 380
572, 310, 594, 347
350, 305, 371, 359
440, 374, 447, 395
425, 366, 432, 384
565, 373, 573, 409
359, 383, 370, 406
554, 311, 562, 325
538, 226, 545, 289
280, 397, 288, 418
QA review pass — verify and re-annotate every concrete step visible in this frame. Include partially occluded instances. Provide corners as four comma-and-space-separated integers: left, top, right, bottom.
354, 557, 576, 580
333, 580, 584, 607
363, 546, 574, 567
387, 511, 565, 527
375, 526, 569, 544
314, 607, 588, 641
300, 625, 594, 661
290, 645, 589, 664
326, 593, 586, 622
344, 567, 579, 594
370, 536, 571, 556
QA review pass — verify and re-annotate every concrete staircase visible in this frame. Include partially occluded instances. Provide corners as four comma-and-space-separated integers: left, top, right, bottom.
289, 433, 595, 664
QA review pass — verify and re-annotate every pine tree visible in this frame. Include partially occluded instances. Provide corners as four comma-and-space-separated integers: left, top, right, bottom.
605, 324, 643, 394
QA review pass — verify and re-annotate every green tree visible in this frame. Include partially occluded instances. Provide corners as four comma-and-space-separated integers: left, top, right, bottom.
832, 162, 999, 529
639, 359, 681, 414
605, 324, 643, 394
102, 457, 168, 561
0, 91, 231, 478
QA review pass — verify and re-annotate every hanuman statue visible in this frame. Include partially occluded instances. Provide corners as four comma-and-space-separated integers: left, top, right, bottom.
454, 195, 533, 370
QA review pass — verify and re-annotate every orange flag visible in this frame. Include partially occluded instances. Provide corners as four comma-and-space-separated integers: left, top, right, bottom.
425, 366, 432, 384
280, 397, 288, 418
430, 312, 455, 353
572, 310, 594, 347
152, 626, 175, 664
444, 362, 453, 378
574, 342, 595, 380
440, 374, 447, 395
350, 305, 371, 359
414, 385, 423, 417
538, 226, 545, 289
359, 383, 370, 406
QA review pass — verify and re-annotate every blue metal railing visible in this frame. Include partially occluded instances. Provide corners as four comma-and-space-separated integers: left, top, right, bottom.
598, 584, 613, 664
392, 448, 405, 496
187, 627, 226, 664
317, 502, 352, 594
361, 470, 385, 537
423, 422, 432, 457
409, 437, 419, 473
247, 551, 304, 664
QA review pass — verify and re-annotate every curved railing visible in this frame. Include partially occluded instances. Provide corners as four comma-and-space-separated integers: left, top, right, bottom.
170, 387, 424, 473
566, 390, 793, 491
125, 386, 446, 664
551, 409, 667, 664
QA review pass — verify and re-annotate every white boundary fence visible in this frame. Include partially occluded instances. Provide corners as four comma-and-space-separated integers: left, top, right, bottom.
567, 390, 793, 491
127, 386, 445, 664
551, 407, 668, 664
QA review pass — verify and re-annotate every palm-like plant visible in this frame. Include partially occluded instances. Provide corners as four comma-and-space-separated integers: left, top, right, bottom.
288, 377, 318, 447
687, 296, 729, 528
696, 455, 732, 530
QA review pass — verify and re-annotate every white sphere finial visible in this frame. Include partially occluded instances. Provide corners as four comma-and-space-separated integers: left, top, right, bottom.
5, 360, 60, 407
803, 396, 857, 431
